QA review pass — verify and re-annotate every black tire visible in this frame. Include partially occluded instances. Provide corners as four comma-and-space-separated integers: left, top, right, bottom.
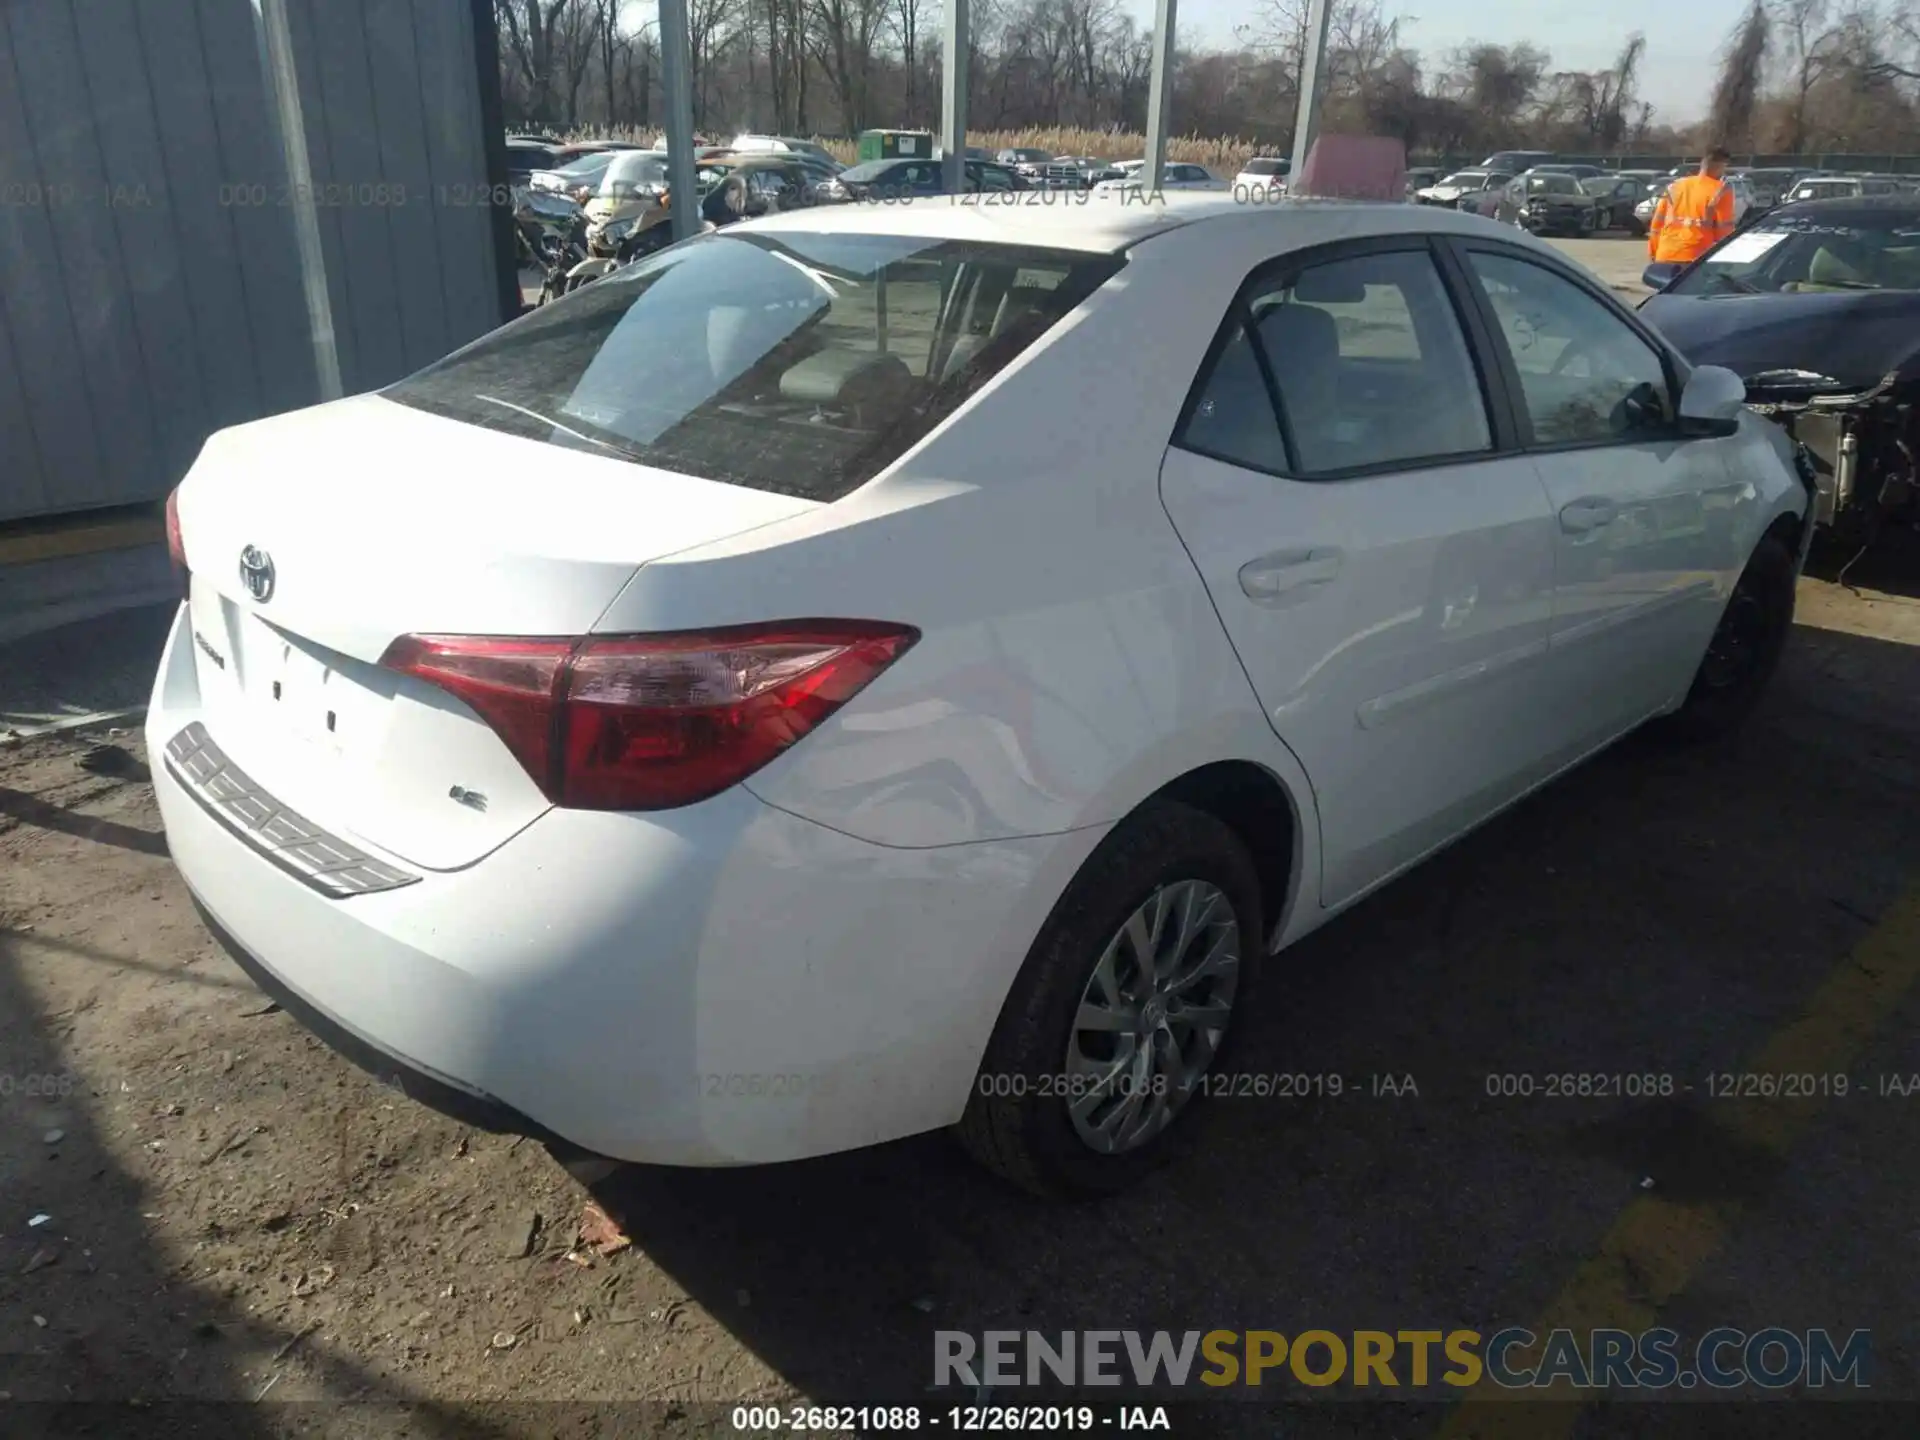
955, 801, 1264, 1199
1655, 532, 1797, 742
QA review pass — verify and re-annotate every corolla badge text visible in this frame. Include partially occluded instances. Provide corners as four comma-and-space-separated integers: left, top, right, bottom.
238, 545, 275, 603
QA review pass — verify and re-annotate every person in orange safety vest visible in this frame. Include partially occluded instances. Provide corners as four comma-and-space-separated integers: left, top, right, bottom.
1647, 147, 1737, 264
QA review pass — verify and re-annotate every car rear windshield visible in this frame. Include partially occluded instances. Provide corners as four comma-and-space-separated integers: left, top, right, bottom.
597, 152, 668, 198
1243, 158, 1285, 176
385, 231, 1122, 502
556, 152, 618, 181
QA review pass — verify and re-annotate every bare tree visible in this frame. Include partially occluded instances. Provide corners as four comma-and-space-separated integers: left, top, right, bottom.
811, 0, 891, 131
495, 0, 588, 123
893, 0, 926, 122
1441, 41, 1550, 133
1772, 0, 1837, 150
688, 0, 743, 125
1709, 1, 1771, 146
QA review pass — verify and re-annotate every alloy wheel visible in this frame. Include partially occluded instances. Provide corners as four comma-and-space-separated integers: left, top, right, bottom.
1063, 879, 1242, 1155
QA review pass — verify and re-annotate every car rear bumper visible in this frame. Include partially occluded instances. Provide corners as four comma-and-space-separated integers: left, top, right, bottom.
187, 889, 598, 1155
147, 604, 1097, 1166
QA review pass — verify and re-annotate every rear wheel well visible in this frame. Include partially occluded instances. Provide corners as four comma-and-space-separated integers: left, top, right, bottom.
1147, 762, 1299, 946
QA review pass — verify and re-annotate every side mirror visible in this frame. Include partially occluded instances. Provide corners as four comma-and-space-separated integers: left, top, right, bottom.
1678, 364, 1746, 436
1643, 261, 1681, 291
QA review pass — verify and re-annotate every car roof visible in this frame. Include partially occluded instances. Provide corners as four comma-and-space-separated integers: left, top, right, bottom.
738, 192, 1509, 254
1764, 193, 1920, 219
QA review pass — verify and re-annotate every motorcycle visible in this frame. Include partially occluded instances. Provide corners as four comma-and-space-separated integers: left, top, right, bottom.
513, 185, 588, 307
564, 187, 716, 294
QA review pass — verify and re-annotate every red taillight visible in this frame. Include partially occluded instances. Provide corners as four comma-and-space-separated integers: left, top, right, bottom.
164, 487, 189, 597
380, 621, 919, 811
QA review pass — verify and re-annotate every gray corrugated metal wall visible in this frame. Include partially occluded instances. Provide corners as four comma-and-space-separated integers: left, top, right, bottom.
0, 0, 510, 524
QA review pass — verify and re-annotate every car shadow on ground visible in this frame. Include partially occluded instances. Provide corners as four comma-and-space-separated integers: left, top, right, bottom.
0, 933, 515, 1438
586, 618, 1920, 1429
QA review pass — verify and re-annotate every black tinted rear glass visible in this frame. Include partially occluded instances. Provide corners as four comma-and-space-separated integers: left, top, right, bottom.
386, 232, 1122, 502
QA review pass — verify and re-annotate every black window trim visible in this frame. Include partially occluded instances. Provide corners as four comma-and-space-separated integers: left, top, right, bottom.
1171, 232, 1520, 484
1439, 235, 1707, 458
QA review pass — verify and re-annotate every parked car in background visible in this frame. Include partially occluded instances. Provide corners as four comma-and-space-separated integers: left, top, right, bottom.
726, 134, 840, 168
1403, 166, 1440, 197
1632, 178, 1671, 235
1530, 162, 1605, 180
1412, 169, 1512, 210
1738, 168, 1801, 208
1728, 173, 1758, 223
506, 140, 565, 186
1233, 156, 1291, 198
1582, 172, 1658, 230
819, 156, 1028, 200
1785, 175, 1867, 203
548, 141, 640, 164
997, 147, 1055, 181
1084, 158, 1146, 186
696, 155, 827, 222
1481, 149, 1555, 172
704, 146, 842, 189
1091, 162, 1225, 193
529, 150, 623, 202
1031, 157, 1094, 188
1641, 192, 1920, 538
1493, 171, 1602, 235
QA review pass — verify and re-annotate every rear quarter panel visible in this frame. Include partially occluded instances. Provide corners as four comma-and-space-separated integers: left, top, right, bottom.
590, 216, 1327, 866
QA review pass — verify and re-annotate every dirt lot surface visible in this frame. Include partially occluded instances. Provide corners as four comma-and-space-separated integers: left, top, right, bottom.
1554, 233, 1662, 298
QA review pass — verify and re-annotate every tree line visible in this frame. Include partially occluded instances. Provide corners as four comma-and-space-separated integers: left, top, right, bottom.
493, 0, 1920, 157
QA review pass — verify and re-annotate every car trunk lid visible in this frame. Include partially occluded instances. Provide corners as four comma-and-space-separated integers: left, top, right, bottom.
173, 394, 817, 871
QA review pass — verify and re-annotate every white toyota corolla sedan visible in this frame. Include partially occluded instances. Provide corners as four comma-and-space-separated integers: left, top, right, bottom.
153, 194, 1812, 1197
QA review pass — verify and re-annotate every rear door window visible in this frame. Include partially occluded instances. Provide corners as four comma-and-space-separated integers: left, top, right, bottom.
386, 233, 1122, 501
1179, 248, 1494, 476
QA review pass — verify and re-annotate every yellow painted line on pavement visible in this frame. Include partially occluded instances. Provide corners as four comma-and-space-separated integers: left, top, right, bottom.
1440, 882, 1920, 1438
0, 513, 164, 565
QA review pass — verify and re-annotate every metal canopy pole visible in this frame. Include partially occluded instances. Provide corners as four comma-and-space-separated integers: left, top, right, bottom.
660, 0, 700, 241
1287, 0, 1333, 191
251, 0, 342, 399
1141, 0, 1176, 191
940, 0, 970, 193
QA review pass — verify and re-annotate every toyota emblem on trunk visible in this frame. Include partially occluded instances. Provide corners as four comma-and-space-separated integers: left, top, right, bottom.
238, 546, 276, 603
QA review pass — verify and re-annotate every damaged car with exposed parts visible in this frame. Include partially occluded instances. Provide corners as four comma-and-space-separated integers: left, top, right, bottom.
1639, 195, 1920, 542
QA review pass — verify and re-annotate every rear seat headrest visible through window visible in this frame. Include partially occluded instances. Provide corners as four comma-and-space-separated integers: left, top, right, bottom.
780, 349, 916, 416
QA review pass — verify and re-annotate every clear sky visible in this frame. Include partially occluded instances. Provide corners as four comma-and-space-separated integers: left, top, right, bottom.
1145, 0, 1746, 126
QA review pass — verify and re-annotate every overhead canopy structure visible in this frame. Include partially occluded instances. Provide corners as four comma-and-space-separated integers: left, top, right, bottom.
647, 0, 1335, 197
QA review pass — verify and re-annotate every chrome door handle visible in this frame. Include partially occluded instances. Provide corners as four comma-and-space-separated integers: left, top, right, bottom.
1238, 547, 1343, 602
1558, 496, 1617, 534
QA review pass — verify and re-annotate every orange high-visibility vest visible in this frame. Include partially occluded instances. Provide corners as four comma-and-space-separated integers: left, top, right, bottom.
1648, 174, 1737, 264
